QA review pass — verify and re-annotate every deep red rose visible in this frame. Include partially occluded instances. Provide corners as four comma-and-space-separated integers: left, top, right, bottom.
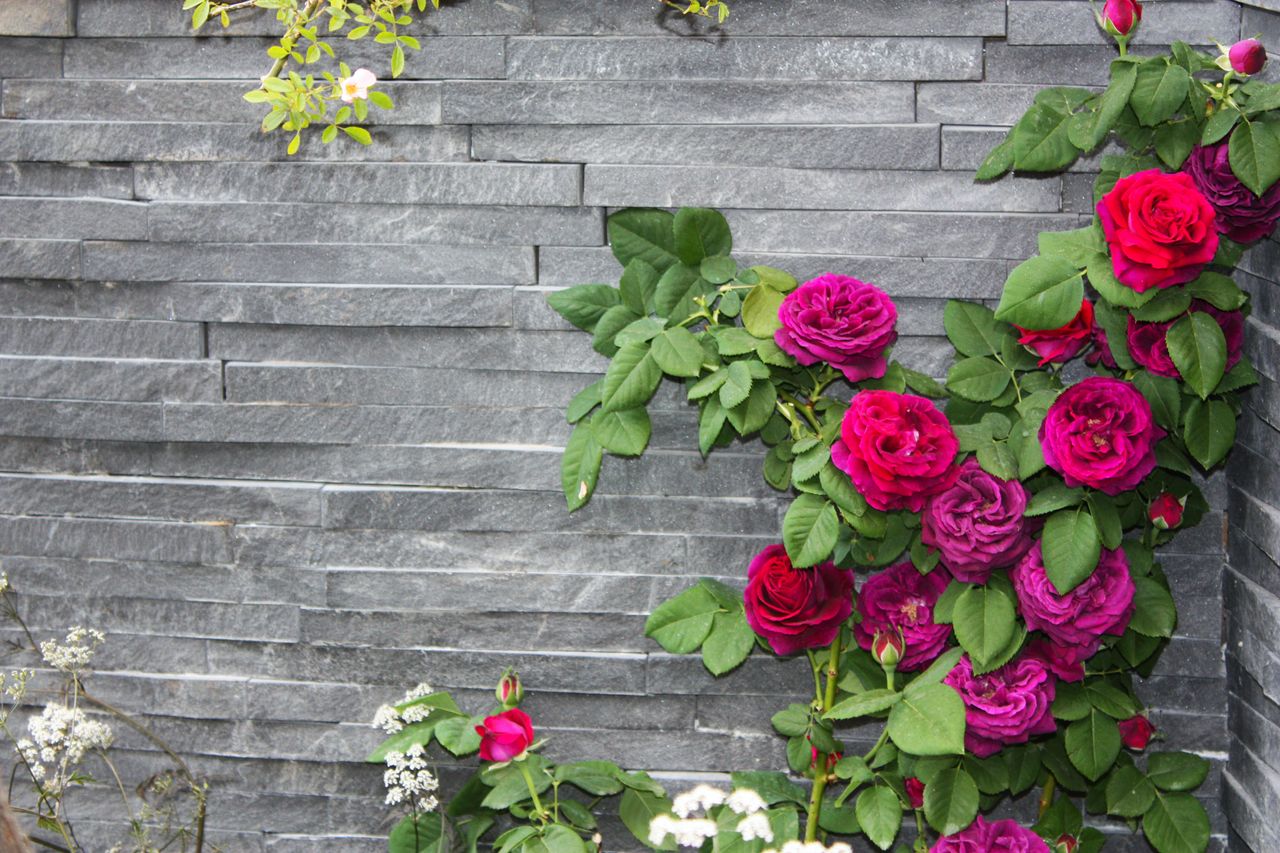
1086, 322, 1118, 369
1039, 376, 1163, 495
1118, 714, 1156, 750
1229, 39, 1267, 75
1126, 300, 1244, 379
854, 561, 952, 672
1184, 140, 1280, 243
476, 708, 534, 762
1015, 299, 1094, 366
831, 390, 959, 512
1100, 0, 1142, 35
905, 777, 925, 810
743, 544, 853, 656
1149, 492, 1185, 530
1097, 170, 1218, 293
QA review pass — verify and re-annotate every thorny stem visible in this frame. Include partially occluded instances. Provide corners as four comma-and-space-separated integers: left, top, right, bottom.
804, 635, 843, 842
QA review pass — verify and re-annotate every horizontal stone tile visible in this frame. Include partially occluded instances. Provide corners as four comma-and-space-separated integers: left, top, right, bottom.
443, 80, 915, 124
1007, 0, 1241, 46
15, 591, 301, 642
0, 316, 202, 358
0, 472, 323, 526
1, 80, 442, 124
147, 202, 602, 246
0, 197, 148, 241
85, 673, 250, 721
918, 82, 1064, 126
0, 162, 134, 198
0, 514, 233, 564
583, 165, 1062, 212
505, 36, 982, 80
0, 37, 63, 77
0, 238, 80, 280
0, 0, 74, 36
83, 242, 536, 285
0, 398, 163, 441
0, 355, 222, 402
0, 119, 471, 163
471, 123, 941, 170
63, 36, 506, 79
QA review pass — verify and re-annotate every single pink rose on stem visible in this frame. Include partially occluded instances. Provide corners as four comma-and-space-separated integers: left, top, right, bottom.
339, 67, 377, 103
773, 274, 898, 383
1229, 38, 1267, 75
475, 708, 535, 763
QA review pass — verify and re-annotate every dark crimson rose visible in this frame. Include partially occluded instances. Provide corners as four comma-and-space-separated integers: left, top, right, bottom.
1039, 377, 1163, 495
944, 653, 1057, 758
921, 458, 1033, 584
1086, 322, 1118, 369
1229, 38, 1267, 75
831, 390, 959, 512
1100, 0, 1142, 35
475, 708, 535, 762
774, 273, 898, 383
1118, 714, 1156, 749
905, 777, 925, 810
1011, 543, 1135, 656
1184, 140, 1280, 243
1097, 169, 1218, 292
1015, 299, 1095, 366
854, 561, 951, 672
743, 544, 853, 656
1126, 300, 1244, 379
930, 815, 1051, 853
1025, 637, 1087, 683
1149, 492, 1185, 530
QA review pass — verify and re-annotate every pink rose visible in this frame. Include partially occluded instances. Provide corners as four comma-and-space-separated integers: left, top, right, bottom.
1011, 543, 1135, 654
476, 708, 535, 762
921, 459, 1034, 584
1039, 377, 1164, 495
743, 544, 853, 656
1025, 637, 1087, 684
931, 815, 1051, 853
1014, 300, 1095, 366
1126, 299, 1243, 379
1184, 140, 1280, 243
831, 391, 959, 512
945, 653, 1057, 757
853, 561, 952, 673
774, 274, 898, 383
1229, 39, 1267, 75
1097, 170, 1218, 293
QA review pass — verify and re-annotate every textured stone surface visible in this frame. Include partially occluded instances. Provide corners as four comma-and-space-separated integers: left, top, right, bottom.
0, 0, 74, 36
1007, 1, 1241, 46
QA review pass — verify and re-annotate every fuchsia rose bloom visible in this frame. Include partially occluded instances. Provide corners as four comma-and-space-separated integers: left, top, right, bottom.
1126, 299, 1244, 379
1229, 38, 1267, 75
1011, 543, 1136, 655
743, 544, 853, 656
1100, 0, 1142, 36
1184, 140, 1280, 243
1039, 377, 1163, 495
1025, 637, 1088, 683
475, 708, 535, 763
853, 561, 952, 672
945, 653, 1057, 757
931, 816, 1051, 853
921, 459, 1034, 583
1097, 170, 1219, 292
1118, 714, 1156, 749
831, 391, 959, 512
1014, 300, 1095, 366
774, 274, 898, 383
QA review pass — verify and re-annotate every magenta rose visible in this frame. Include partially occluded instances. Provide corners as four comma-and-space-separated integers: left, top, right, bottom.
1025, 637, 1087, 684
853, 561, 952, 672
1229, 38, 1267, 75
831, 390, 959, 512
1011, 543, 1135, 655
1039, 376, 1163, 495
1014, 299, 1095, 366
921, 459, 1034, 584
931, 816, 1051, 853
1126, 299, 1243, 379
475, 708, 535, 762
1097, 169, 1218, 292
1184, 140, 1280, 243
743, 544, 853, 656
945, 653, 1057, 757
774, 274, 898, 383
1085, 322, 1118, 369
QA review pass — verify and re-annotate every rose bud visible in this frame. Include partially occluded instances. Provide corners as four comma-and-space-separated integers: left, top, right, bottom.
475, 707, 535, 763
905, 777, 925, 810
1055, 835, 1079, 853
1118, 714, 1156, 750
1099, 0, 1142, 36
871, 630, 904, 672
495, 669, 523, 708
1148, 493, 1186, 530
1229, 39, 1267, 75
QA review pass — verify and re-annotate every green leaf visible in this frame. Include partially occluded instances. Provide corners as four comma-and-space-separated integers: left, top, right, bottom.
905, 648, 965, 698
771, 704, 810, 737
742, 284, 785, 339
1154, 119, 1199, 169
644, 585, 718, 654
700, 255, 737, 285
826, 688, 902, 721
1065, 709, 1122, 781
1106, 765, 1157, 817
1086, 493, 1122, 550
856, 786, 903, 851
1128, 576, 1177, 637
751, 266, 798, 292
1012, 103, 1078, 172
619, 259, 660, 315
592, 407, 651, 457
702, 609, 755, 675
1202, 106, 1241, 145
566, 381, 602, 425
561, 422, 602, 511
1042, 507, 1101, 595
1084, 681, 1138, 719
1038, 226, 1104, 268
1131, 371, 1181, 431
946, 357, 1011, 402
620, 787, 676, 851
782, 495, 839, 568
546, 285, 620, 333
654, 263, 711, 321
390, 812, 444, 853
483, 761, 552, 809
1142, 793, 1210, 853
698, 396, 726, 456
343, 126, 372, 145
887, 683, 966, 756
651, 327, 704, 378
975, 133, 1015, 181
1005, 745, 1042, 795
1131, 288, 1192, 322
902, 366, 947, 398
726, 378, 776, 436
601, 342, 662, 413
1228, 119, 1280, 196
673, 208, 732, 265
367, 720, 438, 763
995, 256, 1086, 330
1088, 253, 1156, 309
1166, 312, 1227, 400
435, 715, 482, 756
1182, 397, 1236, 470
1090, 61, 1139, 148
952, 585, 1017, 667
555, 761, 625, 797
1026, 484, 1084, 516
1052, 682, 1091, 721
1130, 60, 1190, 127
819, 463, 867, 516
923, 768, 979, 836
608, 209, 679, 272
792, 444, 830, 484
1185, 272, 1246, 311
1147, 752, 1210, 792
592, 305, 641, 356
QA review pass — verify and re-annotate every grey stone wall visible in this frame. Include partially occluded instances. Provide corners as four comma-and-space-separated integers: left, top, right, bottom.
0, 1, 1260, 850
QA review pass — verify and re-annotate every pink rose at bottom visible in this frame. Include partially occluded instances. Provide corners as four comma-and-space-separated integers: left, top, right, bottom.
944, 653, 1057, 757
930, 815, 1051, 853
853, 561, 952, 672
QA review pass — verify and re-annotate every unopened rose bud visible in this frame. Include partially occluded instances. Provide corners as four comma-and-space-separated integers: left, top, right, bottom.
1229, 39, 1267, 75
1099, 0, 1142, 36
904, 777, 925, 810
1054, 834, 1079, 853
1148, 492, 1185, 531
1118, 714, 1156, 750
871, 631, 904, 672
495, 669, 523, 708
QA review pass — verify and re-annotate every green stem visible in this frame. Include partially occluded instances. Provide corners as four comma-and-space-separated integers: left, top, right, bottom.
804, 636, 843, 842
1037, 775, 1057, 819
778, 391, 822, 434
519, 761, 548, 822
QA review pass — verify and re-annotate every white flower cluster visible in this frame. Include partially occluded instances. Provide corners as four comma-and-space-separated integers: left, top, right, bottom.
650, 784, 774, 848
763, 842, 852, 853
382, 743, 440, 809
371, 682, 435, 735
40, 626, 105, 673
0, 571, 9, 594
17, 702, 113, 792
